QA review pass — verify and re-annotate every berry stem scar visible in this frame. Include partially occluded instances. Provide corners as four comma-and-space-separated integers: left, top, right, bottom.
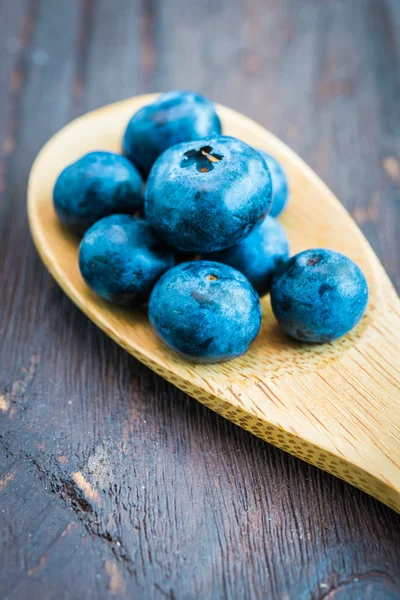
201, 149, 221, 163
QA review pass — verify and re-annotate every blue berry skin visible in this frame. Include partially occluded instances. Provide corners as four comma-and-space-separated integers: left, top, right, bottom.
258, 149, 289, 217
145, 136, 272, 253
53, 151, 144, 235
123, 91, 222, 176
148, 261, 262, 363
270, 249, 368, 343
204, 216, 289, 296
79, 215, 174, 305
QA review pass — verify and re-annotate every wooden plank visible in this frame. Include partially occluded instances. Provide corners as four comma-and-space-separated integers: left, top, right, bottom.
75, 0, 143, 112
0, 450, 116, 600
0, 0, 400, 598
0, 0, 28, 157
153, 0, 243, 100
0, 0, 33, 226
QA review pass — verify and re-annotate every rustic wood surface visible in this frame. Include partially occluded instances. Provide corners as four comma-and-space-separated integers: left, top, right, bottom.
1, 1, 400, 599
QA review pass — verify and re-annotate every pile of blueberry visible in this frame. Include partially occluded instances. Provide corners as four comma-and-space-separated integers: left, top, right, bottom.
54, 91, 368, 363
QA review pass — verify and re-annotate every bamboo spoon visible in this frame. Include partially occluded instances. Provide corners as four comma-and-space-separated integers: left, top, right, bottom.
28, 94, 400, 513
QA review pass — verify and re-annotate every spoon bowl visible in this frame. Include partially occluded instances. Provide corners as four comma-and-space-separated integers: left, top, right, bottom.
28, 94, 400, 512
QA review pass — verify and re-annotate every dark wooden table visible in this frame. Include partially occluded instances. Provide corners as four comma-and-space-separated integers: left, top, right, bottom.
1, 1, 400, 598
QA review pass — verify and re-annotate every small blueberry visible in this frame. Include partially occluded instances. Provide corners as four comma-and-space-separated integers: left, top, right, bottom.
270, 249, 369, 342
123, 91, 222, 176
53, 151, 144, 234
79, 215, 174, 304
145, 136, 272, 253
258, 149, 289, 217
204, 216, 289, 296
148, 261, 262, 362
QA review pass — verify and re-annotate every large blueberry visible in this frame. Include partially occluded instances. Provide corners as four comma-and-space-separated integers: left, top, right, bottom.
258, 149, 289, 217
270, 249, 368, 342
148, 261, 262, 363
145, 136, 272, 253
204, 216, 289, 296
123, 91, 222, 176
53, 151, 144, 234
79, 215, 174, 305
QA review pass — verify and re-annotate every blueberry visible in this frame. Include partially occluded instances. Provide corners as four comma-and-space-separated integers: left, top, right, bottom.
79, 215, 174, 305
258, 149, 289, 217
53, 151, 144, 235
145, 136, 272, 253
270, 249, 368, 342
148, 261, 262, 363
123, 91, 222, 176
204, 216, 289, 296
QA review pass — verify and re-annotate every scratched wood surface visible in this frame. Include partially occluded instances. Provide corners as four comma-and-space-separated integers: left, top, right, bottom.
1, 1, 400, 599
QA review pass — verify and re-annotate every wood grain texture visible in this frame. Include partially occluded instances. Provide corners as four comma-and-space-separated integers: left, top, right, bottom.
1, 1, 400, 599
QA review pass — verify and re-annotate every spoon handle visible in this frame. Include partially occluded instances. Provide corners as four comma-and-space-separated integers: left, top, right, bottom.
197, 289, 400, 513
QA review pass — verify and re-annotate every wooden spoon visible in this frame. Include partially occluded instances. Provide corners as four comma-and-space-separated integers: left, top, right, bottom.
28, 94, 400, 513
